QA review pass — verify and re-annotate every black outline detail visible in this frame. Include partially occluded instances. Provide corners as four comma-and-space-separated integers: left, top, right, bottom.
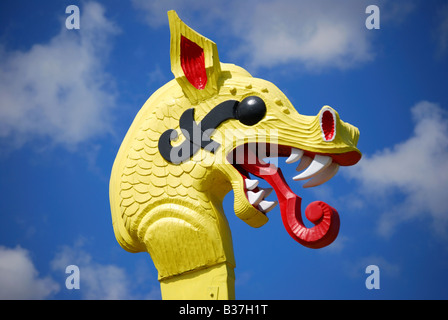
158, 96, 266, 164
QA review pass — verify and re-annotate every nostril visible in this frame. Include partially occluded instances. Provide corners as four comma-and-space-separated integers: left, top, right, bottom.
320, 109, 336, 141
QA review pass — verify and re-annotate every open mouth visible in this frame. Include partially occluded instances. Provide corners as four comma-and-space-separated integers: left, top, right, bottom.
227, 143, 360, 249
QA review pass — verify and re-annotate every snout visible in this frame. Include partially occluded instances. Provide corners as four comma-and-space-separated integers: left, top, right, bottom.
267, 105, 361, 166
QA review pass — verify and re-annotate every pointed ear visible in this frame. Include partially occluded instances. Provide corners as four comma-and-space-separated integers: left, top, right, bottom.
168, 10, 222, 104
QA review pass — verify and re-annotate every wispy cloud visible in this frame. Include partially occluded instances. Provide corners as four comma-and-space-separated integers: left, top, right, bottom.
51, 242, 160, 300
0, 2, 119, 150
434, 3, 448, 57
132, 0, 412, 71
0, 241, 160, 300
228, 0, 374, 70
0, 246, 60, 299
346, 101, 448, 237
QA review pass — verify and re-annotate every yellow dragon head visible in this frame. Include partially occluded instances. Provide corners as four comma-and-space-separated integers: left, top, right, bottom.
109, 11, 361, 299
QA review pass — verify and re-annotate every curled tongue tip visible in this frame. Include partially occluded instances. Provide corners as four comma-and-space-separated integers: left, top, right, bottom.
281, 193, 340, 249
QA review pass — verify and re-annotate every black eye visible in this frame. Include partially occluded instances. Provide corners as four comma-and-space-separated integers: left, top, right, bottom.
235, 96, 266, 126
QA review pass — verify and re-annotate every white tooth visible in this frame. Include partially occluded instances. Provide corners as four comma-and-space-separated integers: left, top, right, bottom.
258, 200, 278, 213
303, 163, 339, 188
245, 179, 259, 191
286, 148, 304, 164
296, 156, 313, 172
247, 190, 265, 206
293, 155, 332, 181
259, 187, 273, 197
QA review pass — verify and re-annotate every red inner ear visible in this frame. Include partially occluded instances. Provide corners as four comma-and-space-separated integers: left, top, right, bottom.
180, 36, 207, 90
321, 110, 335, 141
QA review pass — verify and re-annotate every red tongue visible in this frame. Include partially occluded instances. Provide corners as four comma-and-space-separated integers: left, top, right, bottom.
240, 158, 340, 249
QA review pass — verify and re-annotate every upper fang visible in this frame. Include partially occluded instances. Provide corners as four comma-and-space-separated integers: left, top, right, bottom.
286, 148, 304, 164
303, 162, 339, 188
293, 155, 332, 181
296, 156, 312, 172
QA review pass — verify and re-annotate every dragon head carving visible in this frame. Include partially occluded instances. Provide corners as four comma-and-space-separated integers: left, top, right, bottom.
109, 11, 361, 299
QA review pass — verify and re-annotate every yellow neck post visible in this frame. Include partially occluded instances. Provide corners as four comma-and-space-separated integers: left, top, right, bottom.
160, 262, 235, 300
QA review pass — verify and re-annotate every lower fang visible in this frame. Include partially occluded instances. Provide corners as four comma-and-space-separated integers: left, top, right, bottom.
259, 187, 273, 197
258, 200, 278, 213
247, 190, 265, 206
245, 179, 259, 190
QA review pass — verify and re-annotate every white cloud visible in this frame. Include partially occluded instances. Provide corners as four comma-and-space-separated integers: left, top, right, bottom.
132, 0, 412, 70
0, 2, 119, 149
346, 101, 448, 237
230, 0, 374, 70
0, 246, 59, 299
51, 243, 160, 300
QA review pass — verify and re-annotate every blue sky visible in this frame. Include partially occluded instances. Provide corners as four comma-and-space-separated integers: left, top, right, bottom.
0, 0, 448, 300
